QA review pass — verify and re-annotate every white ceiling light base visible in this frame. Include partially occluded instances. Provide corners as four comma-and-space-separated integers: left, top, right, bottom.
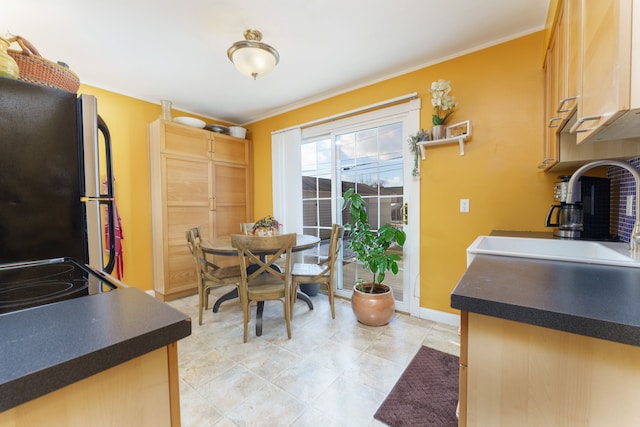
227, 29, 280, 80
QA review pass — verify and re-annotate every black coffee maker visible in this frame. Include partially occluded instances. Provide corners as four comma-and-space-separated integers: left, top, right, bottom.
545, 175, 611, 239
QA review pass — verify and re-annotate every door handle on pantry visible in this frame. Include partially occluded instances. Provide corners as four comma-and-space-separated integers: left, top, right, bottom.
210, 197, 216, 210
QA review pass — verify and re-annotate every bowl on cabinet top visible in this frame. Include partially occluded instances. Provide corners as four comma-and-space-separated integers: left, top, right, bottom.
228, 126, 247, 139
205, 124, 229, 134
173, 116, 206, 128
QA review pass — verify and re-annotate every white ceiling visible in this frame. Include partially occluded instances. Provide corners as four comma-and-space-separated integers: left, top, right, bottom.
3, 0, 549, 125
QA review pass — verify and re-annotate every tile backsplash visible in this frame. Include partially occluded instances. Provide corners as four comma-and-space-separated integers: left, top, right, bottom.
608, 157, 640, 242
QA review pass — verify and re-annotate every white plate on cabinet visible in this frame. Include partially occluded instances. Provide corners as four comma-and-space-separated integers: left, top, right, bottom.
173, 117, 206, 128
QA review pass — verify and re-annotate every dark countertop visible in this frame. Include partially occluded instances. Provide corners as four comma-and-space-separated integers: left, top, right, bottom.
451, 254, 640, 346
0, 287, 191, 412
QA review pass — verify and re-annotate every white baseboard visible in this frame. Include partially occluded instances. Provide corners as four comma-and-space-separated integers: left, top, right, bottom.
418, 307, 460, 327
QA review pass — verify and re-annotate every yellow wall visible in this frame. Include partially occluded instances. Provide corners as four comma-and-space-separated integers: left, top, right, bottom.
246, 31, 557, 314
79, 31, 557, 314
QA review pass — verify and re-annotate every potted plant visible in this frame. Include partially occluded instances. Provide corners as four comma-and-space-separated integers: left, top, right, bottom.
342, 188, 406, 326
429, 79, 458, 140
251, 215, 281, 236
408, 128, 429, 177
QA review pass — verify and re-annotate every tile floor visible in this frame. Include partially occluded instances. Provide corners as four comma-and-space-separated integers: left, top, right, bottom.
167, 287, 460, 427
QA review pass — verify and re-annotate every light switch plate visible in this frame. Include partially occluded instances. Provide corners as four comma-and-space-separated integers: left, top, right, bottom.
460, 199, 470, 213
627, 195, 634, 216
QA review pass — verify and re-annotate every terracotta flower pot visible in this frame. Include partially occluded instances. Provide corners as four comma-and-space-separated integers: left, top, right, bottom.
351, 283, 395, 326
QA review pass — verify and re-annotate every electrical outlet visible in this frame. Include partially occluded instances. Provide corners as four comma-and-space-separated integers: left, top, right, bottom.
627, 195, 634, 216
460, 199, 470, 213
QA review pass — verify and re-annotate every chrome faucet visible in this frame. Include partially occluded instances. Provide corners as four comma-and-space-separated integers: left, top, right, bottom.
566, 160, 640, 253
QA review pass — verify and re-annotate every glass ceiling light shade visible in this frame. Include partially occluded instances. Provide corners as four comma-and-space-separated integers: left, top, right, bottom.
227, 29, 280, 80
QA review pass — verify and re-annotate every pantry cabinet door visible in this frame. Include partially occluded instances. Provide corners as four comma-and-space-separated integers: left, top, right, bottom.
211, 134, 249, 164
162, 121, 211, 158
161, 155, 212, 298
211, 162, 250, 267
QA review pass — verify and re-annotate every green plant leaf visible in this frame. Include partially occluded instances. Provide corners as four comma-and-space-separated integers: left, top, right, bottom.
342, 189, 406, 286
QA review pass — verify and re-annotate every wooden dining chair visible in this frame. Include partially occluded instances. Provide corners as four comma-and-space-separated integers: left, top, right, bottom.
186, 227, 242, 325
240, 222, 255, 235
291, 224, 344, 319
231, 233, 296, 342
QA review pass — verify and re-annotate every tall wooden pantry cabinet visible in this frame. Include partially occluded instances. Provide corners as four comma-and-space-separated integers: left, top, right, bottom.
148, 119, 253, 301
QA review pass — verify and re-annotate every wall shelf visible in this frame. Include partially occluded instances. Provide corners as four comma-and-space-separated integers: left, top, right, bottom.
417, 120, 471, 159
418, 136, 467, 159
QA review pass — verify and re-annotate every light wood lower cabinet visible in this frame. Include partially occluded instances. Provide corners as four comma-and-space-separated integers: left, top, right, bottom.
148, 119, 253, 301
0, 344, 181, 427
459, 312, 640, 426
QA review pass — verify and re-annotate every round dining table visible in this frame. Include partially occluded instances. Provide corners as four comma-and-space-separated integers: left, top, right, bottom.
200, 234, 321, 336
200, 234, 320, 256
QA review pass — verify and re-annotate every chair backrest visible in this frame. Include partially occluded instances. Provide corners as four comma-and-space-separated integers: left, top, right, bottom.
328, 224, 344, 266
186, 225, 208, 253
328, 224, 344, 260
186, 226, 215, 277
240, 222, 255, 235
294, 225, 343, 281
186, 227, 199, 256
231, 233, 296, 283
186, 227, 205, 281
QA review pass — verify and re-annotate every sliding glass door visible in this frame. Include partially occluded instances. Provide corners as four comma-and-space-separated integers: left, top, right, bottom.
273, 98, 421, 315
300, 121, 406, 306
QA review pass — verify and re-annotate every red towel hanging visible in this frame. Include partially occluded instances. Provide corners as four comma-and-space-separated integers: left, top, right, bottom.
103, 179, 124, 279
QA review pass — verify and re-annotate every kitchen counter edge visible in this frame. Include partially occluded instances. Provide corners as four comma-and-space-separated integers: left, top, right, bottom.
0, 287, 192, 412
451, 254, 640, 347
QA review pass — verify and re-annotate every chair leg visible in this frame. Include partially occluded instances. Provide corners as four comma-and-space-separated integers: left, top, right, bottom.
289, 280, 298, 318
328, 283, 335, 319
198, 289, 204, 326
243, 301, 250, 343
284, 297, 291, 339
256, 302, 264, 336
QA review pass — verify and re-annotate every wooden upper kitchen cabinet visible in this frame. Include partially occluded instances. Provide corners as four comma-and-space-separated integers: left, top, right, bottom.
542, 0, 640, 171
573, 0, 639, 143
148, 119, 253, 301
540, 0, 577, 170
540, 22, 561, 170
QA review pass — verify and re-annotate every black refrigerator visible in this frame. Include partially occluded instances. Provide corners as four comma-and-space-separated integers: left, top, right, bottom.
0, 76, 117, 314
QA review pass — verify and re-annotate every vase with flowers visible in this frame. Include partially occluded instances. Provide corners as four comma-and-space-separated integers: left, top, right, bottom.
251, 215, 281, 236
429, 79, 458, 140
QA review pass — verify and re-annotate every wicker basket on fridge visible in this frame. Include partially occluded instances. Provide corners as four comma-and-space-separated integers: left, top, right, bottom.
7, 36, 80, 93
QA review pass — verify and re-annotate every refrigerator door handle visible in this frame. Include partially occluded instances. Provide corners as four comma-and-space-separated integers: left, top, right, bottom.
97, 116, 116, 274
101, 198, 116, 274
98, 115, 115, 199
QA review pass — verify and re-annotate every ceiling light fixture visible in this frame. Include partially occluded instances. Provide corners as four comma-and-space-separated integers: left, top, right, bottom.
227, 29, 280, 80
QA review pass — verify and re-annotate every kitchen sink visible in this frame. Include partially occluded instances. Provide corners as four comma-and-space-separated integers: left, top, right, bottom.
466, 235, 640, 268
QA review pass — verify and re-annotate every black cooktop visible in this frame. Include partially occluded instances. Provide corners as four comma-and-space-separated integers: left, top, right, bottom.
0, 258, 118, 315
